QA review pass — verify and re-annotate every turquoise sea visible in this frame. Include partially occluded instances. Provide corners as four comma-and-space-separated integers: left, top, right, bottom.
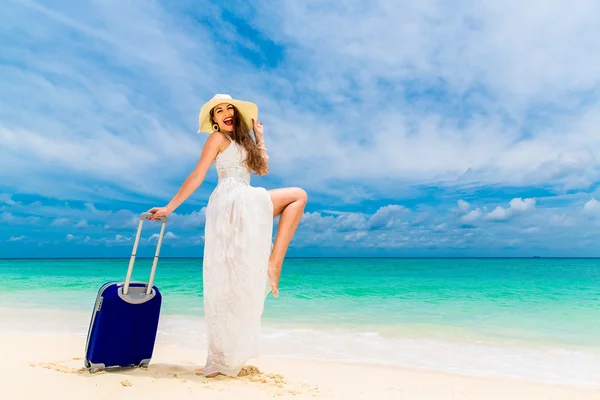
1, 258, 599, 386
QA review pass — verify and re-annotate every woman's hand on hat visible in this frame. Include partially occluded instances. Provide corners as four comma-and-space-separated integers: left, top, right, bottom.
252, 118, 264, 142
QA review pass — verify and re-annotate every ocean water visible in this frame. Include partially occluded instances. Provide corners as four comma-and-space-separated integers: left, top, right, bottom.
1, 257, 599, 386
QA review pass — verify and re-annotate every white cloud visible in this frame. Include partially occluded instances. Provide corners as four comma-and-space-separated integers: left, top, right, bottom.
504, 238, 522, 248
75, 219, 89, 228
485, 198, 536, 221
149, 231, 179, 241
0, 199, 139, 231
0, 199, 207, 240
3, 191, 598, 254
461, 209, 482, 224
51, 217, 70, 226
1, 212, 16, 223
434, 223, 447, 231
0, 0, 218, 202
4, 1, 600, 256
244, 0, 600, 191
486, 206, 510, 221
95, 234, 133, 245
114, 234, 132, 243
369, 205, 408, 229
263, 0, 600, 107
84, 203, 138, 230
457, 200, 471, 213
583, 198, 600, 214
335, 213, 369, 232
343, 231, 368, 242
64, 233, 90, 243
185, 234, 205, 245
0, 194, 16, 206
3, 1, 600, 205
0, 212, 40, 224
548, 214, 576, 227
300, 205, 408, 233
8, 235, 26, 242
509, 198, 536, 212
301, 212, 335, 231
166, 209, 207, 230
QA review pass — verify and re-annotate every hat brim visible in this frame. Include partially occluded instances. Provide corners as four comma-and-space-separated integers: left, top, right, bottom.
198, 98, 258, 134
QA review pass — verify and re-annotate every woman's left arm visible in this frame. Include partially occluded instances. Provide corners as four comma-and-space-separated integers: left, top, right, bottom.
166, 133, 222, 211
147, 134, 221, 219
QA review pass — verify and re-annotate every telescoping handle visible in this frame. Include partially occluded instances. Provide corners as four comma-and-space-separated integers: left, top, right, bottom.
123, 212, 167, 295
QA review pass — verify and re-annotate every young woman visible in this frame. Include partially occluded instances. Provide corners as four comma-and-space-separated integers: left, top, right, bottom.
147, 94, 307, 377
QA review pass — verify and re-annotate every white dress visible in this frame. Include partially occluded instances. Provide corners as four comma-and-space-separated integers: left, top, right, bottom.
202, 133, 274, 377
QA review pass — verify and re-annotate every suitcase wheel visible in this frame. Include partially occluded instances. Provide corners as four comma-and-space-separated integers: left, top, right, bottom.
88, 362, 105, 374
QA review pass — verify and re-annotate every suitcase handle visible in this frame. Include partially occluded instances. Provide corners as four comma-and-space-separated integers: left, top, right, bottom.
123, 212, 168, 295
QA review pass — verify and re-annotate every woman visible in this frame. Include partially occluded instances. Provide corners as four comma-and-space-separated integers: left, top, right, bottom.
147, 94, 307, 377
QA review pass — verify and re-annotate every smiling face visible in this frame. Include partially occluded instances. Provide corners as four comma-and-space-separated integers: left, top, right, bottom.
211, 102, 235, 133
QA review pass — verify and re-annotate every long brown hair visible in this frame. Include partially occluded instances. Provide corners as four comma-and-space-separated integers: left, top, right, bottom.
211, 105, 268, 175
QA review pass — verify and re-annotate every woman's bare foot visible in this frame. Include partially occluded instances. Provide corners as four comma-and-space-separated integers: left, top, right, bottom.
206, 372, 223, 378
268, 258, 282, 298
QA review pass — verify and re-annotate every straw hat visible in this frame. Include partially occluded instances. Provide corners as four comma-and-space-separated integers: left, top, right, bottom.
197, 94, 258, 133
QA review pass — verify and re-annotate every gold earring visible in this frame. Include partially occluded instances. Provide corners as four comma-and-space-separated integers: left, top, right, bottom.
213, 123, 219, 131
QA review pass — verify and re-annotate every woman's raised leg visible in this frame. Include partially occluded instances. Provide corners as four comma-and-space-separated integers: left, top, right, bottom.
267, 187, 308, 297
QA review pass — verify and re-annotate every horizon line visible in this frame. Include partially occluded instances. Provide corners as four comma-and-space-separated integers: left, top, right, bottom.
2, 256, 600, 260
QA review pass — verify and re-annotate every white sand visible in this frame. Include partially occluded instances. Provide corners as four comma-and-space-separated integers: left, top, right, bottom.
2, 333, 599, 399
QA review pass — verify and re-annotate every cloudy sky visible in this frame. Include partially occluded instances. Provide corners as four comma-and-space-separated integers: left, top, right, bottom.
2, 0, 600, 257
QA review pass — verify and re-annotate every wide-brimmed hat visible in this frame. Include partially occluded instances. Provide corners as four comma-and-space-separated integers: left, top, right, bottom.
197, 93, 258, 133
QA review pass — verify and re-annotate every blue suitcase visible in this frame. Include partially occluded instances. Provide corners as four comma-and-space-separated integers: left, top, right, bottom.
84, 212, 167, 373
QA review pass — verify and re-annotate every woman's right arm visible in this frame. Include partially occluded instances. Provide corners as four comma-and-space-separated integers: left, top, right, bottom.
147, 133, 222, 218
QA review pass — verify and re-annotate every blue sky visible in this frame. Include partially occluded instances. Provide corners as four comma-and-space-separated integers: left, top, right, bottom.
2, 0, 600, 258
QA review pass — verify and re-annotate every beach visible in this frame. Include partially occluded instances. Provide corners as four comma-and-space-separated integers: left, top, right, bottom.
4, 0, 600, 396
2, 258, 600, 398
5, 332, 600, 400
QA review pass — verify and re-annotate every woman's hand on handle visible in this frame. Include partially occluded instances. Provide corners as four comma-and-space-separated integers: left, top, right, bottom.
146, 206, 172, 220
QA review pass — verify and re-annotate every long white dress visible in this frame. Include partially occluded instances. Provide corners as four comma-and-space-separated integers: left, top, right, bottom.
202, 132, 274, 377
